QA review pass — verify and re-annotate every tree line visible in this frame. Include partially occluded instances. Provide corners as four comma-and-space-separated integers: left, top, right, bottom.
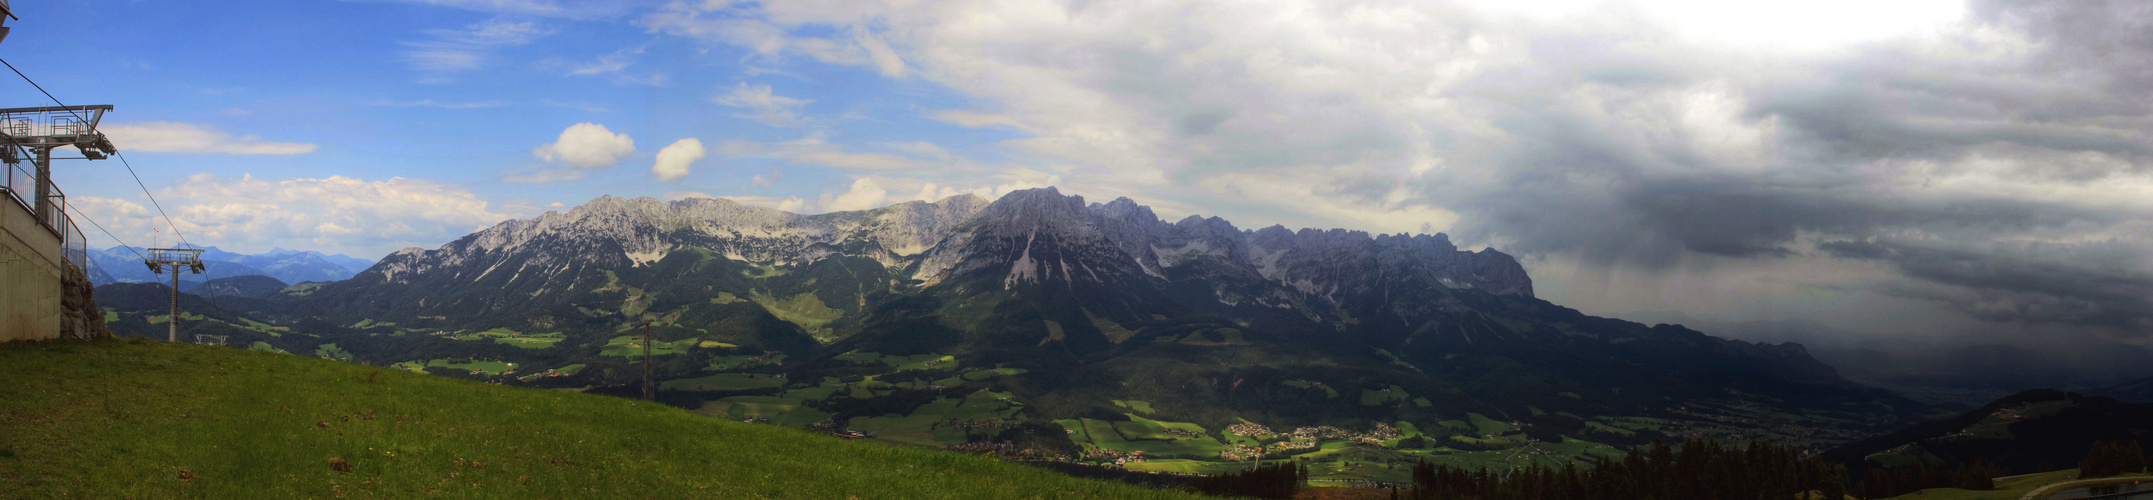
1403, 440, 1846, 500
2079, 441, 2149, 479
1186, 462, 1307, 499
1180, 438, 2153, 499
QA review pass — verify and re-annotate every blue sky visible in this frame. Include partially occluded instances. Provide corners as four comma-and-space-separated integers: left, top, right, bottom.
17, 0, 1035, 253
14, 0, 2153, 339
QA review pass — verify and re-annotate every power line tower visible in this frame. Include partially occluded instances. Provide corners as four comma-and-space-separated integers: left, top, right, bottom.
641, 322, 656, 401
146, 247, 204, 342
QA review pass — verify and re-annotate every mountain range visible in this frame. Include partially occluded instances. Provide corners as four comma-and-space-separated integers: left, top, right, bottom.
96, 187, 1929, 480
88, 245, 375, 288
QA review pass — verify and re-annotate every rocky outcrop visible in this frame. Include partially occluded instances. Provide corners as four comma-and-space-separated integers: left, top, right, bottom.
60, 261, 111, 340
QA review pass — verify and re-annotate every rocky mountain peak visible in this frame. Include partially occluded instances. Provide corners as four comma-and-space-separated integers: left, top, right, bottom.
353, 186, 1534, 304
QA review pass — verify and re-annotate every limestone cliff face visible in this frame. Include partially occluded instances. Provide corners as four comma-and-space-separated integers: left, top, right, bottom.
335, 187, 1534, 333
60, 261, 112, 340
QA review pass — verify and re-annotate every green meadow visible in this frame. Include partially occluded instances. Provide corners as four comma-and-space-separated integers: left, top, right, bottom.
0, 339, 1203, 499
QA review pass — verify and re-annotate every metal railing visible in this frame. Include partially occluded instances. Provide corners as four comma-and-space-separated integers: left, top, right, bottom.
0, 107, 106, 140
0, 158, 87, 269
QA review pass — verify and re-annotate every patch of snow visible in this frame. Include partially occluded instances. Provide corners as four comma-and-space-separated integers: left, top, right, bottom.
1133, 254, 1165, 279
1004, 229, 1040, 289
1251, 245, 1291, 281
625, 247, 669, 267
1214, 286, 1241, 306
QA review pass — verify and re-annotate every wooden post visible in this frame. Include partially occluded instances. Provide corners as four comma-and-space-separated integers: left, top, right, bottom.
641, 322, 655, 401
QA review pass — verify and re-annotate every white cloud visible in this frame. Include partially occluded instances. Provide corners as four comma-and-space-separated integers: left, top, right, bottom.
641, 3, 880, 68
76, 174, 510, 258
403, 18, 550, 75
775, 175, 1055, 214
532, 122, 634, 167
823, 177, 893, 212
102, 122, 318, 155
711, 82, 814, 127
928, 110, 1025, 130
852, 25, 906, 78
652, 138, 706, 182
511, 123, 636, 182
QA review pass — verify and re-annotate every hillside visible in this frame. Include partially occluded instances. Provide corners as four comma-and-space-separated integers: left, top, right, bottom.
0, 339, 1198, 499
1824, 389, 2153, 476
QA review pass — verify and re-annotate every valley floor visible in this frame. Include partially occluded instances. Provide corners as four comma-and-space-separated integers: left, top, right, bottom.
0, 339, 1203, 499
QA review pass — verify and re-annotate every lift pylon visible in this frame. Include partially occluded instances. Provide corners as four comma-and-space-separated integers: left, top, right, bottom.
146, 247, 205, 342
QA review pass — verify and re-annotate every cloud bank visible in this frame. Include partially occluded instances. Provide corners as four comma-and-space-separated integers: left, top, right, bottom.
76, 174, 509, 258
102, 122, 318, 155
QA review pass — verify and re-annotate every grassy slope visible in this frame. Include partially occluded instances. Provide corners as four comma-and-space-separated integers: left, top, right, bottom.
0, 339, 1202, 499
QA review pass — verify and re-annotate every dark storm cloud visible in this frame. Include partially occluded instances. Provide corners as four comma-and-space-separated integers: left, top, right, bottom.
1457, 168, 2112, 269
1821, 240, 2153, 332
685, 0, 2152, 334
1748, 0, 2153, 169
1444, 2, 2150, 303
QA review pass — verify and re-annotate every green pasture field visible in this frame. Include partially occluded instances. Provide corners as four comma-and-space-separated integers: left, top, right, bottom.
1112, 400, 1156, 414
1123, 459, 1256, 476
1060, 416, 1227, 459
0, 339, 1202, 499
423, 359, 519, 374
598, 336, 694, 357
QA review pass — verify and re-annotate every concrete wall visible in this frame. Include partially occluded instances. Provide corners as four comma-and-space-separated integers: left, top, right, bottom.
2, 195, 63, 342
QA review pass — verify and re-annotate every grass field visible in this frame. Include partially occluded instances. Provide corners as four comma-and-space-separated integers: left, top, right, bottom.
0, 339, 1204, 499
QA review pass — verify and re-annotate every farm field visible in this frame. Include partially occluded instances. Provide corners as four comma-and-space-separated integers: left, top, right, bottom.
0, 339, 1204, 499
598, 335, 696, 357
